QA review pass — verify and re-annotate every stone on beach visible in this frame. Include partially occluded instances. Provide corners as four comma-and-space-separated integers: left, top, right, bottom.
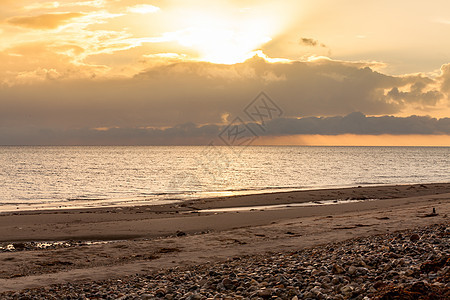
1, 223, 448, 299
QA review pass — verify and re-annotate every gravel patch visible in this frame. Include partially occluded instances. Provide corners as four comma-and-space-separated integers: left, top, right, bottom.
1, 223, 448, 299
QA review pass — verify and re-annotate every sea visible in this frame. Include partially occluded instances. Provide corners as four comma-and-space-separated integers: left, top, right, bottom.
1, 146, 449, 211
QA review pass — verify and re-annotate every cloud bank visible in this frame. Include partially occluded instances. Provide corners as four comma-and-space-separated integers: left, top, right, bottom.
2, 113, 450, 145
0, 51, 449, 145
0, 56, 447, 126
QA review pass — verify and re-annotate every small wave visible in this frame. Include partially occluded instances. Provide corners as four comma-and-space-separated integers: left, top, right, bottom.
220, 186, 305, 193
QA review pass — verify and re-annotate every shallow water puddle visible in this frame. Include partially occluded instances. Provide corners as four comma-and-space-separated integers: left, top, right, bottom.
195, 199, 377, 213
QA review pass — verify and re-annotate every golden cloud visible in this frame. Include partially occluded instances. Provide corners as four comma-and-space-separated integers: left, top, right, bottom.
6, 12, 83, 29
24, 0, 105, 10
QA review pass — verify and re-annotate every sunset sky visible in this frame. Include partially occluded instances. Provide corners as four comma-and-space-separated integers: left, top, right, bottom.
1, 0, 450, 145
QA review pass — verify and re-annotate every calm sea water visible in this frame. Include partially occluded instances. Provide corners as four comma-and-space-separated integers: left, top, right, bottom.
1, 146, 449, 211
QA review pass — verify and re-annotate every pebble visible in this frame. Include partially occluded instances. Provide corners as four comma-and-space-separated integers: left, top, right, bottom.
410, 233, 420, 241
0, 224, 448, 299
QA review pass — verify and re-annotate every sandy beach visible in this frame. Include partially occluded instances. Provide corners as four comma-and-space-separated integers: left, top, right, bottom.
0, 183, 449, 297
3, 0, 450, 297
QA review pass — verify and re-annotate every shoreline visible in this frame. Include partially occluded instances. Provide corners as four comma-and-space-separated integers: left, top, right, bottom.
1, 183, 450, 243
2, 181, 450, 215
2, 181, 450, 214
0, 183, 448, 293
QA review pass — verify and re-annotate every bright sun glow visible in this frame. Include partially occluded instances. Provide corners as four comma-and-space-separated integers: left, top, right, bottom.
171, 9, 282, 64
127, 4, 160, 14
176, 26, 271, 64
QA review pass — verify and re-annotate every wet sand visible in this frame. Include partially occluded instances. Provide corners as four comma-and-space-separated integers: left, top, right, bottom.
0, 183, 449, 292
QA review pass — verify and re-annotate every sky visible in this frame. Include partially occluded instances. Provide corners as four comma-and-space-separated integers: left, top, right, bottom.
1, 0, 450, 145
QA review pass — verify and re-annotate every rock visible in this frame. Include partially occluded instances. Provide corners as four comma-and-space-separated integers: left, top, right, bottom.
321, 282, 331, 290
358, 267, 369, 275
410, 234, 420, 241
257, 288, 272, 298
420, 257, 448, 273
259, 281, 269, 287
310, 287, 323, 296
187, 293, 202, 300
216, 282, 225, 291
1, 224, 447, 300
348, 266, 357, 275
12, 243, 26, 250
331, 276, 341, 285
332, 264, 345, 274
373, 281, 386, 290
221, 278, 234, 290
176, 231, 186, 237
250, 279, 258, 285
383, 263, 392, 272
340, 285, 353, 294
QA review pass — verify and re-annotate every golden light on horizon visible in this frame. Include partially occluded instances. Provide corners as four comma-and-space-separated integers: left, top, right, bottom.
255, 134, 450, 147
